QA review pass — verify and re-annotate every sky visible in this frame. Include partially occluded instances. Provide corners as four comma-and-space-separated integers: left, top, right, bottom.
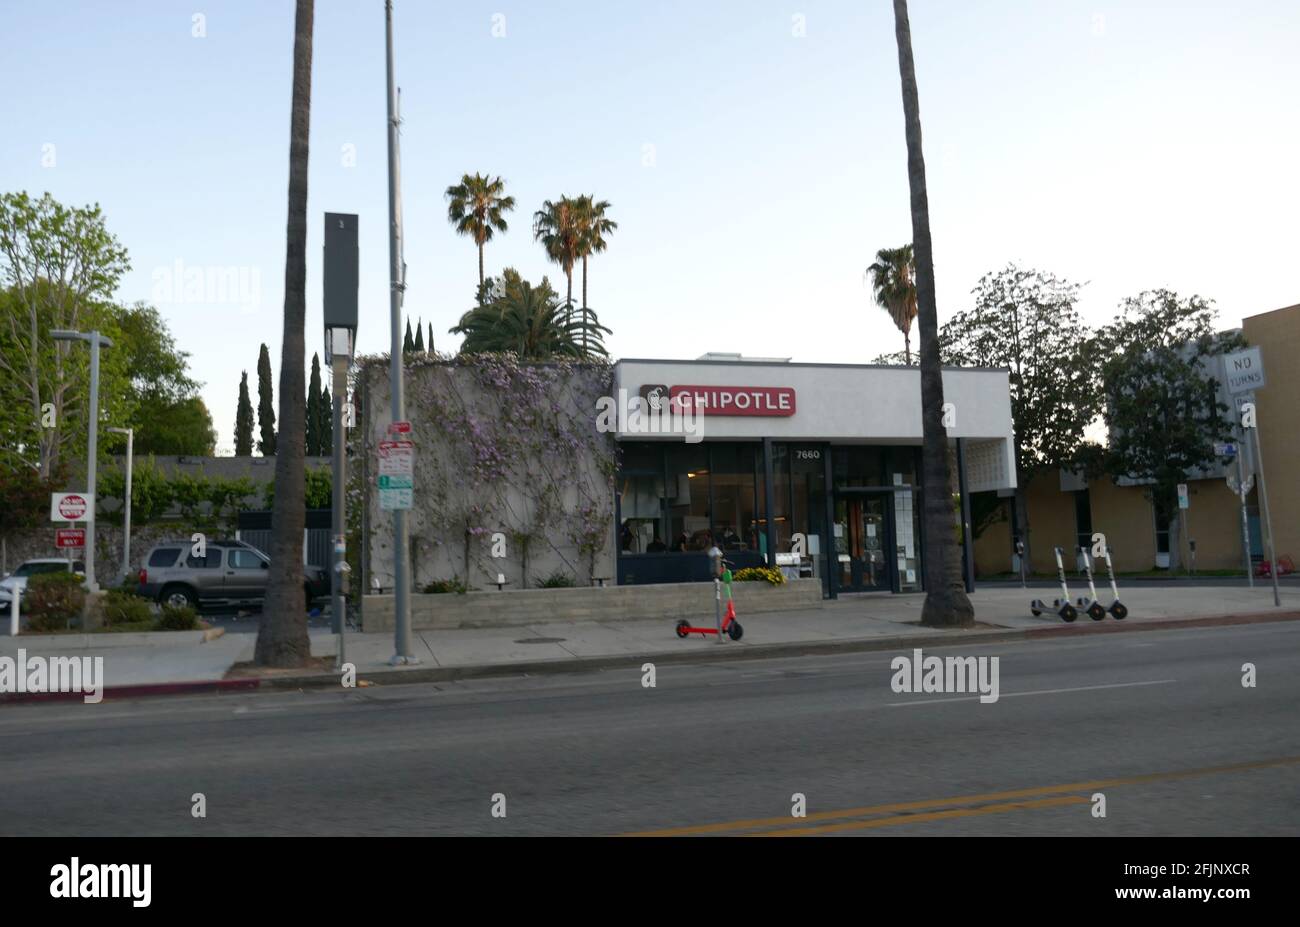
3, 0, 1298, 454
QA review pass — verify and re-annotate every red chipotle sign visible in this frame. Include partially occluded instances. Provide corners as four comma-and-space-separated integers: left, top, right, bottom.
668, 385, 796, 417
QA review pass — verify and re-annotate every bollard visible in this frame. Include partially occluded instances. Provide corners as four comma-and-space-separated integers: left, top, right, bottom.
9, 591, 18, 637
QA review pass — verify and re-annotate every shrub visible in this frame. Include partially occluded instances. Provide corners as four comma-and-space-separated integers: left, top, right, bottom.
25, 572, 86, 631
536, 570, 576, 589
103, 588, 154, 627
157, 602, 200, 631
422, 579, 468, 594
732, 566, 786, 586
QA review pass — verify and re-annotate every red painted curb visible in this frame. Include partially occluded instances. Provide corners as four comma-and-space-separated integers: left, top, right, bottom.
0, 677, 261, 704
1024, 610, 1300, 638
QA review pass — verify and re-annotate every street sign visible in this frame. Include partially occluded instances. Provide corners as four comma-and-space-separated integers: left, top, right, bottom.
1214, 442, 1237, 457
1177, 483, 1189, 509
386, 421, 412, 436
50, 492, 93, 522
377, 440, 414, 510
56, 528, 85, 549
1223, 347, 1266, 395
1227, 473, 1254, 495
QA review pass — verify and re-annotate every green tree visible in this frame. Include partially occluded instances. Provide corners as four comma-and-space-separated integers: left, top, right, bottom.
942, 265, 1099, 568
574, 195, 617, 355
866, 244, 917, 364
305, 352, 322, 456
533, 197, 583, 319
234, 371, 255, 456
445, 172, 516, 289
403, 318, 414, 354
891, 0, 974, 627
1094, 291, 1242, 570
132, 396, 216, 456
451, 268, 609, 360
414, 317, 425, 352
256, 342, 276, 455
319, 384, 332, 453
257, 0, 314, 668
112, 302, 213, 455
427, 321, 434, 354
0, 193, 131, 477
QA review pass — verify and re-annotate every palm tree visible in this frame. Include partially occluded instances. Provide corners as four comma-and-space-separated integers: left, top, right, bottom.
451, 268, 610, 359
891, 0, 974, 628
256, 0, 314, 666
574, 195, 617, 355
867, 244, 917, 364
445, 173, 516, 288
533, 197, 583, 321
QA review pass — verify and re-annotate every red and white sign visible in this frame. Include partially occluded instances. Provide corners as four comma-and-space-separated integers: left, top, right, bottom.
56, 528, 85, 549
386, 421, 412, 435
50, 492, 92, 522
668, 385, 796, 417
378, 440, 415, 476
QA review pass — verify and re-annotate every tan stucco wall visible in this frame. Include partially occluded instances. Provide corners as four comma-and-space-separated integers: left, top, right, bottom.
1089, 479, 1156, 572
1025, 476, 1078, 573
1242, 304, 1300, 565
972, 497, 1013, 576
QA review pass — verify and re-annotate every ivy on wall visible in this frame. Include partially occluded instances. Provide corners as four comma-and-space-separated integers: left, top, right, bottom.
355, 353, 616, 589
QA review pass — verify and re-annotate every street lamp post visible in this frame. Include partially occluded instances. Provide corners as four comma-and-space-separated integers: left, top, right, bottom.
108, 427, 134, 583
50, 329, 112, 594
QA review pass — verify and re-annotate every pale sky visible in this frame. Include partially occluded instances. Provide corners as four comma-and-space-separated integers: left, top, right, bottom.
3, 0, 1297, 454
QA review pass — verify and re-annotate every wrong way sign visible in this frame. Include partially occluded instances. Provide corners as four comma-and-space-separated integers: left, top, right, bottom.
50, 492, 93, 522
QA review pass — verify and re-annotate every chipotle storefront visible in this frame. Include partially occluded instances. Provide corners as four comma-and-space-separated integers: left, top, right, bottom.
613, 357, 1017, 597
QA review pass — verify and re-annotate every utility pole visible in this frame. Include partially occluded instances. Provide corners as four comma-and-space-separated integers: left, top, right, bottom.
385, 0, 415, 663
108, 427, 134, 582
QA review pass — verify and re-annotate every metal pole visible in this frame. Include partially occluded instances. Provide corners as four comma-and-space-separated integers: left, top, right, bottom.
385, 0, 414, 662
121, 429, 133, 582
956, 438, 975, 594
85, 332, 101, 593
1249, 412, 1281, 607
1237, 450, 1253, 587
332, 356, 348, 670
9, 591, 17, 637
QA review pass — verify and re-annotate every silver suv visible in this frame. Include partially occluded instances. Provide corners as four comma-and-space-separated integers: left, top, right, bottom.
137, 539, 328, 611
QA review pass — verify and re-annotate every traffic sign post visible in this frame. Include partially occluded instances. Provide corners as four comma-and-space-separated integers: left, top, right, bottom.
377, 438, 414, 511
56, 529, 86, 549
1225, 348, 1279, 606
1177, 484, 1193, 575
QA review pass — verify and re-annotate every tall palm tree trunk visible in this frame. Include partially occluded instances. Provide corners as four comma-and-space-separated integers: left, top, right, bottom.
904, 331, 912, 365
256, 0, 314, 666
892, 0, 973, 628
581, 255, 589, 356
478, 241, 485, 288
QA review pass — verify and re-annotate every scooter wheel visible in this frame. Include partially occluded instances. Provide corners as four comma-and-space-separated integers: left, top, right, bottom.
727, 621, 743, 641
1060, 605, 1078, 623
674, 619, 690, 639
1088, 603, 1106, 621
1109, 602, 1128, 620
1030, 607, 1042, 617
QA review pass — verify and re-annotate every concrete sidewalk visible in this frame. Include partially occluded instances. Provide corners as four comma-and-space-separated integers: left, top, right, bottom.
3, 583, 1298, 697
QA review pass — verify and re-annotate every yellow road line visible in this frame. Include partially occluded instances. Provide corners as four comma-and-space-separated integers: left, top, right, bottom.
625, 754, 1300, 837
753, 795, 1089, 836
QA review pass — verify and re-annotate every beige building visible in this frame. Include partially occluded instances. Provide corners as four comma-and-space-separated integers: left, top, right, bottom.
974, 303, 1298, 576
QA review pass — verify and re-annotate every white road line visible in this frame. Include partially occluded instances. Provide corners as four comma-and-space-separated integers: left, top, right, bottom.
887, 678, 1177, 707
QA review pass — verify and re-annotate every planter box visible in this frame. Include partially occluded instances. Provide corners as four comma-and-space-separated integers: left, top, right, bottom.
361, 578, 823, 632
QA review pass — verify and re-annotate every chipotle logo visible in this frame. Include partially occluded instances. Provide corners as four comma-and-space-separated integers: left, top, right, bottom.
638, 384, 796, 417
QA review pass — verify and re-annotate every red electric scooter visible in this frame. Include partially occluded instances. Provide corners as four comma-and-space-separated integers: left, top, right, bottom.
675, 553, 744, 641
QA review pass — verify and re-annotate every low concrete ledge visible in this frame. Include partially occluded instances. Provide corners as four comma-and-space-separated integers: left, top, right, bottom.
0, 629, 218, 651
361, 578, 823, 632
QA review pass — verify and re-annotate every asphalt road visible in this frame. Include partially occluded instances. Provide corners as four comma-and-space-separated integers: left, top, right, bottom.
1, 621, 1297, 836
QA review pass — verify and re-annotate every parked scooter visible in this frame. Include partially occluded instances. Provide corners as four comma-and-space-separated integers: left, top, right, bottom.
1074, 547, 1108, 621
1031, 546, 1079, 622
1100, 545, 1128, 619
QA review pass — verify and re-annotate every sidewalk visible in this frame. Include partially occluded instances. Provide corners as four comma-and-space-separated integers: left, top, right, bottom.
3, 583, 1298, 698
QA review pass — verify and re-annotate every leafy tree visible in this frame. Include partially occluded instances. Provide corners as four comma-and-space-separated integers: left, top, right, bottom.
891, 0, 973, 627
445, 172, 516, 288
305, 352, 322, 456
112, 302, 213, 455
0, 463, 69, 533
942, 265, 1099, 567
1093, 291, 1242, 569
132, 396, 216, 456
263, 466, 331, 509
256, 342, 276, 455
451, 268, 610, 360
234, 371, 255, 456
0, 193, 131, 477
319, 384, 332, 453
573, 195, 617, 355
533, 197, 583, 317
866, 244, 918, 364
257, 0, 313, 667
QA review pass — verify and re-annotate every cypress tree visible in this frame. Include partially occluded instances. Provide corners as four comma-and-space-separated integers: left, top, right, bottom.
320, 384, 333, 452
414, 317, 425, 352
306, 352, 322, 455
428, 321, 434, 354
403, 319, 414, 354
256, 343, 277, 456
234, 371, 255, 456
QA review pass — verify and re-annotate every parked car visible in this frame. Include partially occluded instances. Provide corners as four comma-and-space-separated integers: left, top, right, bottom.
0, 559, 86, 612
136, 539, 329, 612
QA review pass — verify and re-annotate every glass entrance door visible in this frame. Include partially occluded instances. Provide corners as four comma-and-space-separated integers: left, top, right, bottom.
834, 495, 891, 592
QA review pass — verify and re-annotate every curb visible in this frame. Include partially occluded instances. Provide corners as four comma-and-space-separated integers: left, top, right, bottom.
0, 677, 260, 705
257, 608, 1300, 692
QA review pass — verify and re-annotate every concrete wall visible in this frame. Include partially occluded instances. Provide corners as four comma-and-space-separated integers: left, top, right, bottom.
359, 359, 618, 595
361, 577, 823, 631
1242, 304, 1300, 565
972, 497, 1013, 576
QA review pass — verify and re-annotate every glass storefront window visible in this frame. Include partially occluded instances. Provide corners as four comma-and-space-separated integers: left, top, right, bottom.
832, 446, 886, 487
894, 488, 921, 590
709, 444, 762, 554
619, 473, 665, 553
665, 444, 710, 551
886, 446, 919, 487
